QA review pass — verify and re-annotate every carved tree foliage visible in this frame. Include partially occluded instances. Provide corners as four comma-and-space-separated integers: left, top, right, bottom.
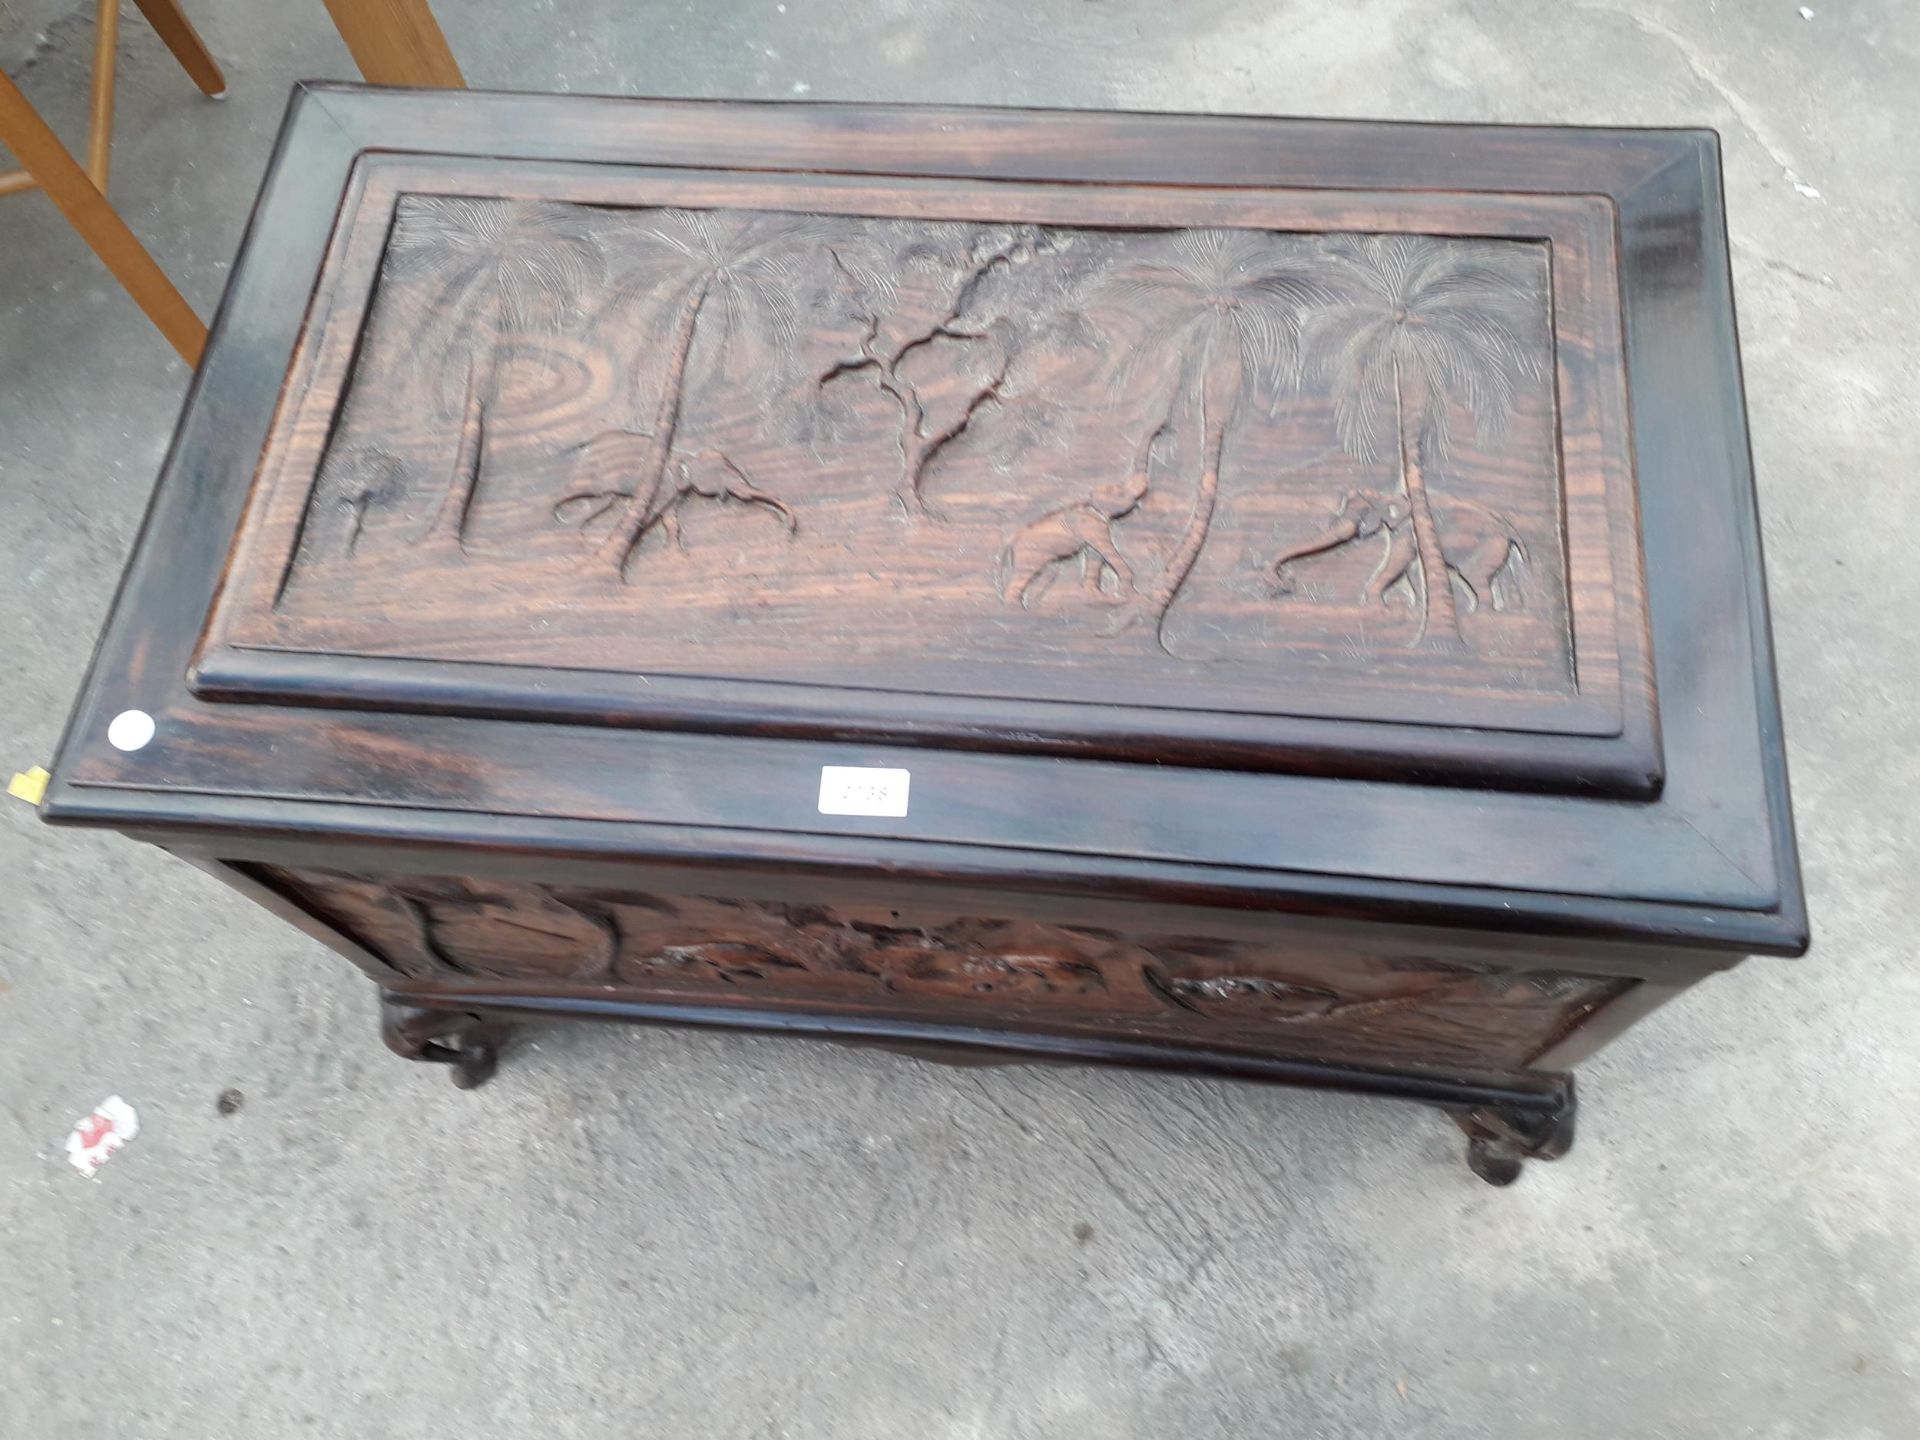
380, 197, 604, 550
1087, 229, 1335, 651
558, 209, 827, 578
1291, 234, 1547, 645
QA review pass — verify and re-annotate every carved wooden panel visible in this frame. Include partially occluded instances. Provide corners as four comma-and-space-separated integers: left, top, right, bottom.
199, 158, 1654, 779
257, 864, 1631, 1074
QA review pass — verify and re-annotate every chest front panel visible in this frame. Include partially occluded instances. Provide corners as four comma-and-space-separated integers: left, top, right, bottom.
253, 862, 1632, 1076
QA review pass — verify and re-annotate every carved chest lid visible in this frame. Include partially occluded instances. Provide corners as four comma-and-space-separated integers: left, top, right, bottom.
200, 142, 1653, 793
46, 89, 1806, 955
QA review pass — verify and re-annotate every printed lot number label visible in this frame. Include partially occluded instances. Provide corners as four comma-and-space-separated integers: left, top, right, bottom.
818, 766, 911, 818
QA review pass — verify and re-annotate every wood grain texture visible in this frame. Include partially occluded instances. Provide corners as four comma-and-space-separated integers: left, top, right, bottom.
45, 91, 1804, 960
196, 156, 1658, 790
256, 862, 1630, 1074
283, 202, 1563, 669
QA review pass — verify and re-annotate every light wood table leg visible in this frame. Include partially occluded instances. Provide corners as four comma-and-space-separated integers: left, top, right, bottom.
129, 0, 229, 98
320, 0, 464, 88
86, 0, 121, 185
0, 69, 206, 364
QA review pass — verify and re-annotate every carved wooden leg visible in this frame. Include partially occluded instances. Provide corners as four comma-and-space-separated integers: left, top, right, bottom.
381, 998, 512, 1089
1449, 1084, 1576, 1186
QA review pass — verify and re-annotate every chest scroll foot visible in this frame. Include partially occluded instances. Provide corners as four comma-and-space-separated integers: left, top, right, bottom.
1448, 1081, 1577, 1186
380, 997, 516, 1090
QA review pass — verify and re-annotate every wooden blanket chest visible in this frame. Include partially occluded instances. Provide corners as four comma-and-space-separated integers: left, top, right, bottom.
45, 86, 1805, 1183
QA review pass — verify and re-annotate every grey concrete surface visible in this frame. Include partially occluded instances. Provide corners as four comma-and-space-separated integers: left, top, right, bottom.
2, 2, 1916, 1436
1, 0, 72, 70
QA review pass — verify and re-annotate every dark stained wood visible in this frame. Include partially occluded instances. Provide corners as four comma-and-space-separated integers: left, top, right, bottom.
195, 157, 1656, 790
253, 862, 1631, 1075
42, 89, 1808, 1180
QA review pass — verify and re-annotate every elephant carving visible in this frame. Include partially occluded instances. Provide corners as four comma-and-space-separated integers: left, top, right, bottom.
1271, 488, 1528, 613
555, 438, 796, 559
998, 468, 1149, 608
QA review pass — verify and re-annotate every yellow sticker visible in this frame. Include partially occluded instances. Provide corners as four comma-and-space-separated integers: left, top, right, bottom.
7, 766, 50, 806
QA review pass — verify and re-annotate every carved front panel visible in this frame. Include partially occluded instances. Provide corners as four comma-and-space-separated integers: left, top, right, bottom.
203, 160, 1651, 767
258, 865, 1631, 1074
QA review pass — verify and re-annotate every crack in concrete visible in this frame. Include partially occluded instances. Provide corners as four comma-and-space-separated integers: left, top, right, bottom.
1570, 2, 1823, 200
1732, 240, 1840, 291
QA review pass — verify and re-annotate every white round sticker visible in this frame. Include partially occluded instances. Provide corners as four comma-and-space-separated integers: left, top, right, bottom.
107, 709, 156, 752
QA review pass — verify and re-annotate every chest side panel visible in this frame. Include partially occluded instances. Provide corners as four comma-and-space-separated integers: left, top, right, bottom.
255, 862, 1633, 1075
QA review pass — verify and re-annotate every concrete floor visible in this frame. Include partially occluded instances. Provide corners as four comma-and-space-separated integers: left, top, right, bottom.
2, 2, 1916, 1435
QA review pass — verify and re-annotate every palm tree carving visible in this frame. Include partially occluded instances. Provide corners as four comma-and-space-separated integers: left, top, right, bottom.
1295, 234, 1545, 646
569, 210, 815, 579
1091, 230, 1332, 653
383, 197, 603, 551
